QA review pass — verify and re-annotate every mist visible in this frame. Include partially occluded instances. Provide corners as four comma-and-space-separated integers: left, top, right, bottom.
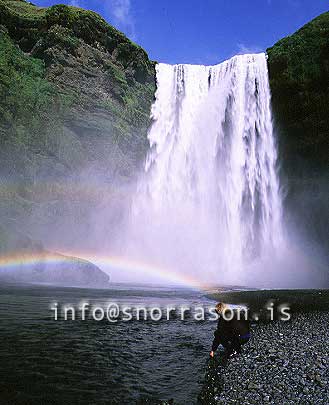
1, 56, 328, 289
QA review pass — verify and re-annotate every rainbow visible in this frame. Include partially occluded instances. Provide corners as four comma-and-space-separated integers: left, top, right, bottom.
81, 252, 209, 289
0, 250, 209, 290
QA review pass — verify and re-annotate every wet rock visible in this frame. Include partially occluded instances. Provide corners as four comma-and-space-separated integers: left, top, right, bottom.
198, 311, 329, 404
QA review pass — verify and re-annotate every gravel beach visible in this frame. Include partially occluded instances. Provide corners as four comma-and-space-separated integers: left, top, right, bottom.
199, 311, 329, 404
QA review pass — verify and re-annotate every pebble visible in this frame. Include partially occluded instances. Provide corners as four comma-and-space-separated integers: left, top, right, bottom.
198, 311, 329, 404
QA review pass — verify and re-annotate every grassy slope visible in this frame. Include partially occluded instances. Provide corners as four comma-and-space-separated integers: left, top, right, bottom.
0, 28, 65, 154
0, 0, 155, 163
267, 12, 329, 258
0, 0, 156, 252
267, 11, 329, 171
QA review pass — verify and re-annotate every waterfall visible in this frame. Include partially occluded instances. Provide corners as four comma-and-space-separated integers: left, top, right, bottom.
129, 53, 284, 285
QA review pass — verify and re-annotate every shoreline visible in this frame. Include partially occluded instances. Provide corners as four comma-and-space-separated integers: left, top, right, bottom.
198, 311, 329, 404
205, 289, 329, 314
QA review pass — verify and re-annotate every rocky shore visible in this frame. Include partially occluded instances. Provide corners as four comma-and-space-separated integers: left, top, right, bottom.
199, 311, 329, 404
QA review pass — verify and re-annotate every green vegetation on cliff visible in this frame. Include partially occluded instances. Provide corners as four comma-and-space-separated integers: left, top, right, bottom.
0, 0, 154, 82
267, 11, 329, 170
0, 29, 66, 151
267, 12, 329, 257
0, 0, 155, 177
0, 0, 156, 254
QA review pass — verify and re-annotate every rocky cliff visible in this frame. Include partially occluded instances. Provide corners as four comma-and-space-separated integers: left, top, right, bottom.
0, 0, 155, 178
267, 12, 329, 256
267, 11, 329, 171
0, 249, 110, 287
0, 0, 156, 284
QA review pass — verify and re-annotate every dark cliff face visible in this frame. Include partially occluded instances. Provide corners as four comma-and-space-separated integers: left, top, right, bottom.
267, 11, 329, 172
0, 0, 156, 179
0, 0, 156, 256
267, 12, 329, 258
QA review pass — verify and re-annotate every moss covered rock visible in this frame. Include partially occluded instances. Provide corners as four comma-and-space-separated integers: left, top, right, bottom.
0, 0, 156, 258
0, 0, 156, 177
267, 12, 329, 171
267, 12, 329, 257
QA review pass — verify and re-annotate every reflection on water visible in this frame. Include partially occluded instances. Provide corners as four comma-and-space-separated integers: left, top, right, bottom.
0, 283, 215, 404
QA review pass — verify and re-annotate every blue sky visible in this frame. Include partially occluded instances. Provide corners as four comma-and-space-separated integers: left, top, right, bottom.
35, 0, 328, 65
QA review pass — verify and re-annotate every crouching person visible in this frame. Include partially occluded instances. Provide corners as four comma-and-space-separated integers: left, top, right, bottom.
210, 302, 250, 358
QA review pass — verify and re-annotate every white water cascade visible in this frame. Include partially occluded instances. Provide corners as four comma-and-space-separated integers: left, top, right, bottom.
129, 53, 285, 286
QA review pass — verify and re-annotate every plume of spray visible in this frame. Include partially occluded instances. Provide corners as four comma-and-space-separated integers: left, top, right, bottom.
5, 53, 327, 288
115, 52, 328, 288
120, 54, 285, 286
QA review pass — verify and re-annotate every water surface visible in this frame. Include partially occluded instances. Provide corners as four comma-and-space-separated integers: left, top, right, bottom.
0, 283, 215, 404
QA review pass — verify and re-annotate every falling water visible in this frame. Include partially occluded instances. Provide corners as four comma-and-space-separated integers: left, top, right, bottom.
129, 53, 284, 285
